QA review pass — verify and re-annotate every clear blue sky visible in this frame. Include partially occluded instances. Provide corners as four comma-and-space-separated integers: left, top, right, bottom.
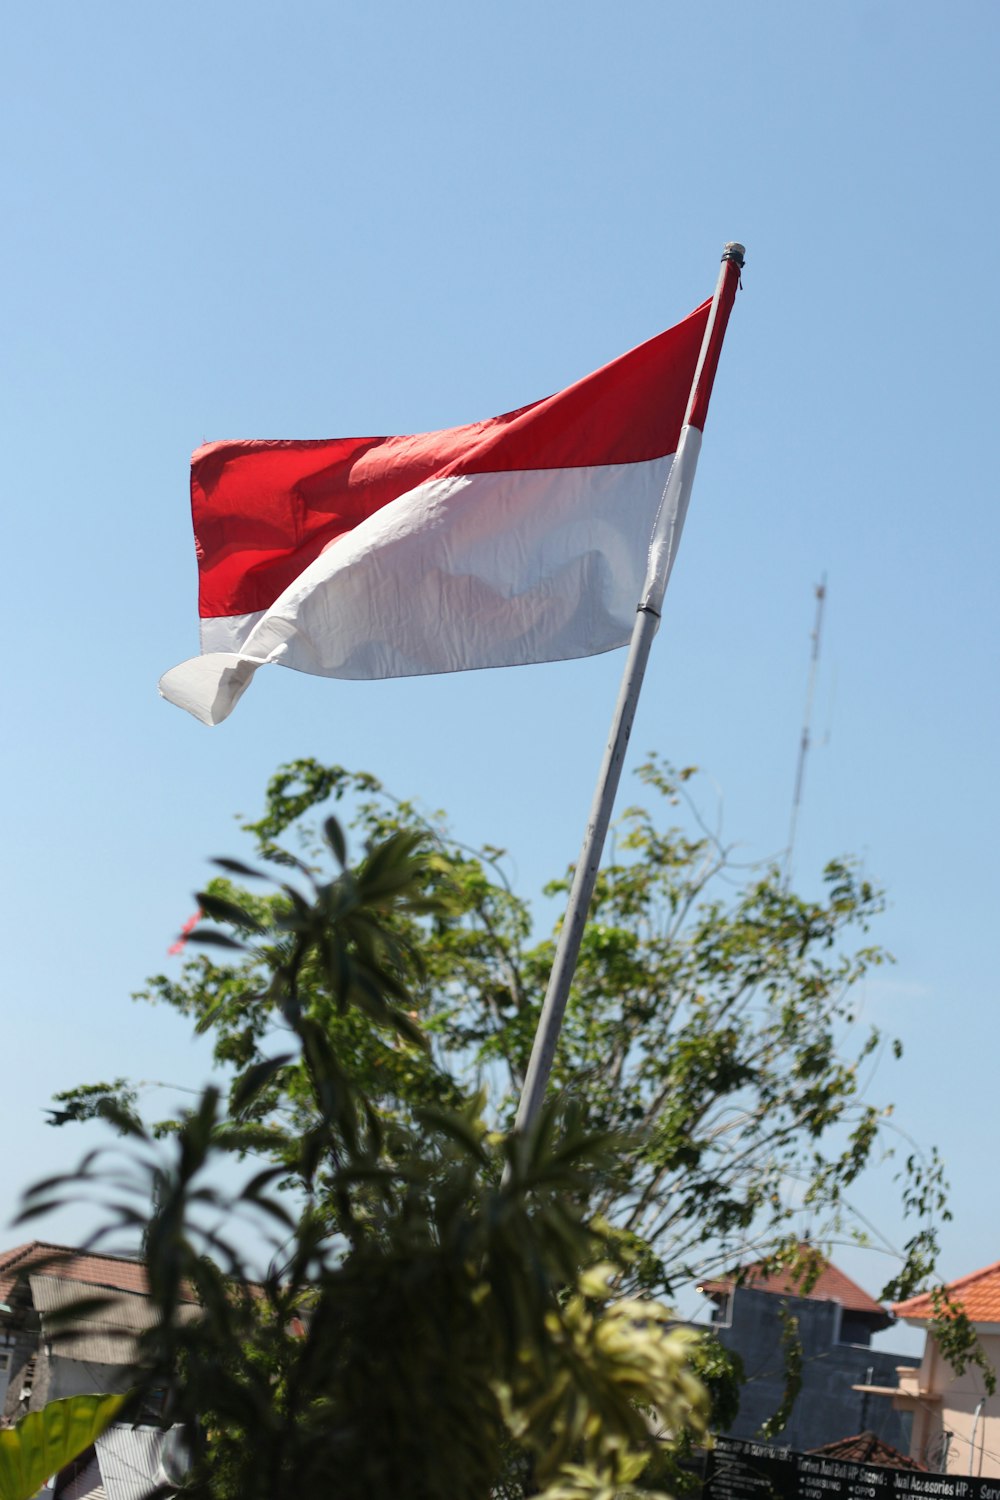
4, 1, 998, 1338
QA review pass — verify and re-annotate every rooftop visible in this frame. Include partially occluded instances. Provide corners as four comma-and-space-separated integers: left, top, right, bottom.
698, 1243, 890, 1323
0, 1241, 197, 1306
893, 1258, 1000, 1324
808, 1431, 926, 1471
0, 1242, 299, 1342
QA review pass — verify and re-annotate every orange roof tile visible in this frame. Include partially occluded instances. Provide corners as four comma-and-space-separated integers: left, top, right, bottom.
699, 1243, 889, 1320
808, 1432, 926, 1471
892, 1259, 1000, 1323
0, 1241, 196, 1306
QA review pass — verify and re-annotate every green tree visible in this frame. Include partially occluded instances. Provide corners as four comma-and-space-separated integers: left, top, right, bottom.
30, 817, 710, 1499
53, 756, 948, 1308
41, 754, 964, 1487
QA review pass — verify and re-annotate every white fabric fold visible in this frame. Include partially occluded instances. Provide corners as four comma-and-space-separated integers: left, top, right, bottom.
161, 456, 676, 725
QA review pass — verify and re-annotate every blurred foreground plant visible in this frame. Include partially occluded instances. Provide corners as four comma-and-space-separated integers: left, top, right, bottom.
42, 755, 963, 1460
0, 1395, 126, 1500
25, 816, 709, 1499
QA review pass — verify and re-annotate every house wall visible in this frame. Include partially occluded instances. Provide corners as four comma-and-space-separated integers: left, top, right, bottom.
710, 1287, 918, 1452
1, 1332, 136, 1424
1, 1326, 48, 1423
48, 1357, 136, 1403
900, 1330, 1000, 1476
6, 1347, 141, 1417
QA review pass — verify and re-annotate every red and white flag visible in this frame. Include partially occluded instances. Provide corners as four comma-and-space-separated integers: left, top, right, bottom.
161, 294, 727, 726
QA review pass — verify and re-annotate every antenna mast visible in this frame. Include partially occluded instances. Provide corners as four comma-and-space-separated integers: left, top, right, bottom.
785, 576, 827, 880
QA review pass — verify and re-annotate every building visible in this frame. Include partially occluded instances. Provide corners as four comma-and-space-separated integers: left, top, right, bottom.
0, 1241, 201, 1497
864, 1258, 1000, 1476
698, 1246, 919, 1451
807, 1430, 926, 1470
0, 1240, 199, 1425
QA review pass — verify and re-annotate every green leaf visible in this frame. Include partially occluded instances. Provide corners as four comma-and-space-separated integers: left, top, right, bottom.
195, 891, 267, 933
35, 1294, 117, 1326
0, 1393, 127, 1500
230, 1054, 295, 1116
186, 927, 247, 951
11, 1201, 65, 1225
212, 856, 269, 880
324, 816, 348, 868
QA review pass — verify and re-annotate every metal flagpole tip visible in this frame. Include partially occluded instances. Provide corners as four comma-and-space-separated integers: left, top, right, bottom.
722, 242, 746, 266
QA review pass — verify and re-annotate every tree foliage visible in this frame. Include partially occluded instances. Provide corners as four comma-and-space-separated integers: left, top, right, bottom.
30, 809, 710, 1499
37, 755, 959, 1485
68, 757, 946, 1304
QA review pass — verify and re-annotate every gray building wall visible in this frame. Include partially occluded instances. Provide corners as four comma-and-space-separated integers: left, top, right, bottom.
47, 1355, 136, 1402
709, 1287, 918, 1452
1, 1325, 46, 1423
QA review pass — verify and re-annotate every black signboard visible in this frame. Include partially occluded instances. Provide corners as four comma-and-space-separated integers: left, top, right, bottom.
705, 1436, 999, 1500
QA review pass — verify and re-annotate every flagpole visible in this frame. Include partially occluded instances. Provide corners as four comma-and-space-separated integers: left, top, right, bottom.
510, 243, 745, 1137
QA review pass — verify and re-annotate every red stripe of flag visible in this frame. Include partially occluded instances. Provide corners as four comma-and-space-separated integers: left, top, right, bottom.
192, 299, 711, 620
